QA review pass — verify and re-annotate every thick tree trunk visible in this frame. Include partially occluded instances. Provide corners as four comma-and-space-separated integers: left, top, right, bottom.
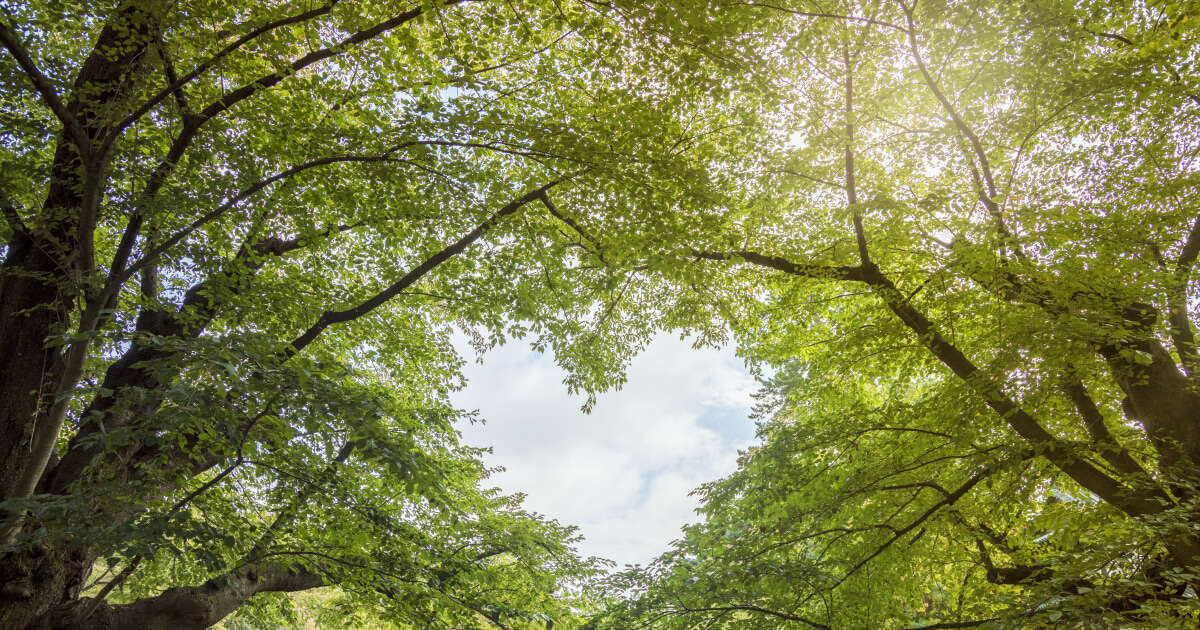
0, 234, 68, 499
1, 3, 169, 625
1101, 341, 1200, 476
1, 0, 168, 500
0, 543, 95, 630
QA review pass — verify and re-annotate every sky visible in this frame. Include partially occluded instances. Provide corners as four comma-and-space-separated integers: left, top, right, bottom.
451, 334, 760, 568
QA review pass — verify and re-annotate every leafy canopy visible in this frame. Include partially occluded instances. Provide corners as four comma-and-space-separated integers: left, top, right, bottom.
590, 1, 1200, 629
0, 0, 747, 627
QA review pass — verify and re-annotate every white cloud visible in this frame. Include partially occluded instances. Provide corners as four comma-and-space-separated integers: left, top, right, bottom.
452, 334, 758, 568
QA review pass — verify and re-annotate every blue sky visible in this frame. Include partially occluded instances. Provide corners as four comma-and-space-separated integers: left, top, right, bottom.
452, 334, 759, 568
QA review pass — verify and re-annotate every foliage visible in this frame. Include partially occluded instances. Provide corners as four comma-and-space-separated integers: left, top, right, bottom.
0, 0, 740, 627
7, 0, 1200, 628
590, 0, 1200, 628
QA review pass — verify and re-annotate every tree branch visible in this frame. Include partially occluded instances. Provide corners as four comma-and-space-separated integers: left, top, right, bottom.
900, 2, 1016, 250
697, 250, 1164, 516
834, 460, 997, 589
856, 263, 1161, 516
117, 145, 419, 284
79, 560, 325, 630
244, 439, 356, 563
1, 199, 29, 236
0, 19, 90, 154
86, 557, 141, 609
694, 249, 864, 281
538, 190, 608, 265
102, 118, 201, 297
907, 619, 1006, 630
184, 1, 468, 140
116, 1, 344, 135
287, 175, 577, 355
1088, 30, 1200, 108
843, 45, 870, 265
156, 39, 191, 115
409, 138, 584, 163
47, 226, 351, 493
102, 0, 470, 283
671, 603, 831, 630
1062, 379, 1147, 476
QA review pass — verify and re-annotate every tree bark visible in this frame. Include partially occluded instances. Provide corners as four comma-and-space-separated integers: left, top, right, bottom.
2, 556, 322, 630
57, 562, 324, 630
0, 3, 170, 625
0, 232, 68, 500
0, 0, 168, 499
0, 543, 95, 630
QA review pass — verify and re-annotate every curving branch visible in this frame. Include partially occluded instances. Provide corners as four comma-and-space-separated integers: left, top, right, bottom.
694, 249, 864, 281
696, 250, 1165, 517
115, 1, 344, 136
104, 0, 470, 289
76, 559, 325, 630
900, 1, 1020, 255
109, 136, 560, 291
117, 145, 421, 284
187, 1, 469, 134
0, 20, 89, 153
538, 191, 608, 265
900, 3, 994, 197
288, 174, 579, 355
907, 620, 1007, 630
832, 460, 997, 589
80, 541, 530, 630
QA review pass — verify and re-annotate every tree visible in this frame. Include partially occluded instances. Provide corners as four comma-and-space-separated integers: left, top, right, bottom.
591, 0, 1200, 627
0, 1, 731, 627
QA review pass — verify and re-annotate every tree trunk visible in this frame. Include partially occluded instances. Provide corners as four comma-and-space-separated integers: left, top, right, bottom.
0, 543, 95, 630
1, 2, 170, 624
0, 233, 68, 499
